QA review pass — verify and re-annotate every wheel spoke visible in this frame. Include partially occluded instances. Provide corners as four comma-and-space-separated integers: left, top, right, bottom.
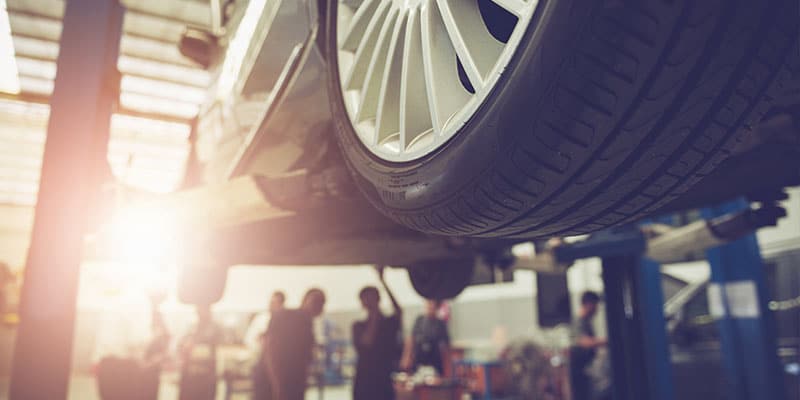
490, 0, 529, 17
339, 0, 378, 51
344, 1, 391, 90
356, 6, 400, 133
375, 13, 408, 149
421, 1, 472, 135
436, 0, 504, 90
400, 9, 434, 152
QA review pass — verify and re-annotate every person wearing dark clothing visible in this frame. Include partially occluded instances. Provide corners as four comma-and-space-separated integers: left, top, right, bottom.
263, 288, 326, 400
253, 291, 286, 400
352, 266, 403, 400
569, 291, 607, 400
401, 300, 450, 375
179, 305, 222, 400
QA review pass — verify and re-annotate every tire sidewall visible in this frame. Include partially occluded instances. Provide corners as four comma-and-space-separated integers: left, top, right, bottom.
325, 0, 591, 212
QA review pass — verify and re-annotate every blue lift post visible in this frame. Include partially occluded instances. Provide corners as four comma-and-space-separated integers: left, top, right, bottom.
703, 200, 787, 400
8, 0, 123, 398
556, 230, 675, 400
541, 200, 787, 400
601, 255, 675, 400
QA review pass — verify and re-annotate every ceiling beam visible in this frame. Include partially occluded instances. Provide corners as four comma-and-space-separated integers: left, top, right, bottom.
122, 11, 197, 44
12, 50, 208, 99
15, 70, 203, 117
121, 0, 211, 28
120, 35, 200, 69
9, 19, 201, 68
12, 41, 210, 89
0, 91, 195, 125
5, 0, 211, 29
4, 0, 63, 21
6, 12, 60, 41
118, 56, 211, 88
6, 7, 194, 45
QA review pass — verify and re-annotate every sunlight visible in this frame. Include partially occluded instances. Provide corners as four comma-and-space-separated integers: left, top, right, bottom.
91, 203, 182, 296
107, 204, 179, 266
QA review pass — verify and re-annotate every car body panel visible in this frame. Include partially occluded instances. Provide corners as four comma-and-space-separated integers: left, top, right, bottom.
196, 0, 331, 184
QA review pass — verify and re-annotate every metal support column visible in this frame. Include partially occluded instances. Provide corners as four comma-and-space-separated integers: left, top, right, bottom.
9, 0, 123, 398
602, 254, 647, 400
635, 258, 675, 400
703, 200, 787, 400
601, 255, 674, 400
557, 229, 675, 400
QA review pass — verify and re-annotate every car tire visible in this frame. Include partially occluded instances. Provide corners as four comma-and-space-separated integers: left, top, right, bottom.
325, 0, 799, 238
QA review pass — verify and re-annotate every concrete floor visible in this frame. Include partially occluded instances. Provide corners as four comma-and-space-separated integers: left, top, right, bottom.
0, 374, 353, 400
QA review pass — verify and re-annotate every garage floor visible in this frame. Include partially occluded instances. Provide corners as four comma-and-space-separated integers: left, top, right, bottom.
0, 374, 353, 400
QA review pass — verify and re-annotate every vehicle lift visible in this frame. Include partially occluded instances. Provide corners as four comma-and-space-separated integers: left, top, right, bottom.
515, 199, 789, 400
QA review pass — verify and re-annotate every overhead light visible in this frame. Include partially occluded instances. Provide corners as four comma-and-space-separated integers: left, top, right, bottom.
0, 0, 20, 95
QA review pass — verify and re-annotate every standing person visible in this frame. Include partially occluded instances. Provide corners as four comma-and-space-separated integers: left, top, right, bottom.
352, 266, 403, 400
246, 291, 286, 352
401, 299, 451, 375
263, 288, 326, 400
179, 304, 222, 400
251, 291, 286, 400
569, 291, 607, 400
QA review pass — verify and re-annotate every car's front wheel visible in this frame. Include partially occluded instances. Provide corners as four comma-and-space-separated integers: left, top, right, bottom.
326, 0, 798, 238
